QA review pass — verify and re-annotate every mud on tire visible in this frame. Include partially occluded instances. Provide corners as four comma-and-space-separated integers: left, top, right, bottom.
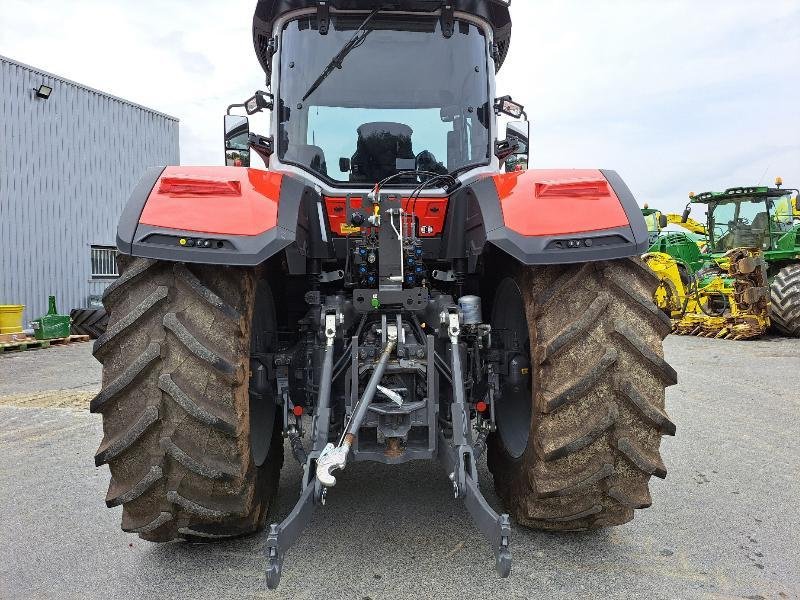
91, 256, 283, 541
770, 264, 800, 337
487, 258, 677, 530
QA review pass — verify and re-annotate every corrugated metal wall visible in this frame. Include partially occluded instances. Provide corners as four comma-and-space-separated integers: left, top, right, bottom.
0, 55, 179, 324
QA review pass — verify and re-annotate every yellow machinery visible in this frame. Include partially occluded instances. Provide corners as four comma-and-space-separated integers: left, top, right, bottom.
666, 213, 706, 236
643, 248, 770, 340
642, 203, 770, 340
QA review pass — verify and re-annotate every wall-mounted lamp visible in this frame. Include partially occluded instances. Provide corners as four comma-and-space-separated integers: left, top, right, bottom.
34, 84, 52, 100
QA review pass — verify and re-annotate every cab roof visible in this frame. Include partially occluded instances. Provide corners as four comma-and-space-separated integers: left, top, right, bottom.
691, 186, 794, 204
253, 0, 512, 76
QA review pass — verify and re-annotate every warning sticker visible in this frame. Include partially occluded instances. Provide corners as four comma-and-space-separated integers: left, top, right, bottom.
340, 224, 362, 235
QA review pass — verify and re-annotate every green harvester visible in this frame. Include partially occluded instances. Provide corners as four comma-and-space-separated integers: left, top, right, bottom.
681, 179, 800, 336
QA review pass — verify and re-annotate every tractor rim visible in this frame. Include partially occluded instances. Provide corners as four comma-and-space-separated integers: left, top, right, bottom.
492, 278, 533, 460
250, 280, 277, 467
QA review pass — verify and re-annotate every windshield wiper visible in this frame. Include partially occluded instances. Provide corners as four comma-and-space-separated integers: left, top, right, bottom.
302, 9, 381, 102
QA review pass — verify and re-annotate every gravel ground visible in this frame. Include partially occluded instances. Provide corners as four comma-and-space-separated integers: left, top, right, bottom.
0, 336, 798, 600
0, 343, 97, 409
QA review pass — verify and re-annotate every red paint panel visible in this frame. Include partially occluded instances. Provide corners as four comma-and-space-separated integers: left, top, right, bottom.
325, 196, 448, 237
492, 169, 630, 236
139, 166, 283, 236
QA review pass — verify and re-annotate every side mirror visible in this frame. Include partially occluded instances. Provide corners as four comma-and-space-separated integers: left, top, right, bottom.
501, 120, 530, 172
659, 214, 668, 229
224, 115, 250, 167
339, 157, 351, 173
681, 205, 691, 223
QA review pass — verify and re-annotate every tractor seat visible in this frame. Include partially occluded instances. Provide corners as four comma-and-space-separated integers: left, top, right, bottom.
350, 122, 414, 183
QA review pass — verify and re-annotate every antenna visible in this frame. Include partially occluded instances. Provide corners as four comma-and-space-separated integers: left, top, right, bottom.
756, 164, 771, 186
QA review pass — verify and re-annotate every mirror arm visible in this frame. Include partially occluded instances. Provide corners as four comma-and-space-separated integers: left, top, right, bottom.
252, 90, 274, 113
227, 103, 247, 116
228, 91, 274, 116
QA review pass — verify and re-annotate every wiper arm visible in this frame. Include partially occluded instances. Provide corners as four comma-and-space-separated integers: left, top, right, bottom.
302, 9, 381, 102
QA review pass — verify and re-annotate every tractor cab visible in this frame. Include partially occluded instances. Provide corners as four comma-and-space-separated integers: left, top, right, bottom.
689, 181, 800, 255
237, 0, 525, 189
277, 12, 488, 184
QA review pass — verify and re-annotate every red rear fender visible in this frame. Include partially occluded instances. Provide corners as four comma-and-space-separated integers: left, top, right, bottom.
139, 166, 282, 235
493, 169, 631, 236
455, 169, 648, 265
116, 166, 316, 266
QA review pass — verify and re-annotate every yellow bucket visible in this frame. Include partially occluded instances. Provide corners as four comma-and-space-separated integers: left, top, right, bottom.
0, 305, 25, 334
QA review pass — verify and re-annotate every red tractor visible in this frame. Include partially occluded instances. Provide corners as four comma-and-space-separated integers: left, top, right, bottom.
92, 0, 676, 588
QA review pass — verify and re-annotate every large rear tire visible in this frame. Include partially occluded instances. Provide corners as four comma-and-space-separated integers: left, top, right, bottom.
487, 258, 676, 530
91, 256, 283, 541
770, 264, 800, 337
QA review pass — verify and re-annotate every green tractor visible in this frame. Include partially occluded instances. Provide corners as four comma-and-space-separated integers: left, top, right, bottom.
682, 179, 800, 337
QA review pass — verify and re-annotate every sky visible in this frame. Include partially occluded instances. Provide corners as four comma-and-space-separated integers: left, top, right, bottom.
1, 0, 798, 213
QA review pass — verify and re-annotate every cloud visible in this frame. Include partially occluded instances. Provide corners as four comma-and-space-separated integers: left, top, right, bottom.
1, 0, 798, 212
498, 0, 800, 211
1, 0, 260, 165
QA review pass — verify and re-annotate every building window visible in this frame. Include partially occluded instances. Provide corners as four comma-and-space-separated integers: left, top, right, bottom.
91, 245, 119, 279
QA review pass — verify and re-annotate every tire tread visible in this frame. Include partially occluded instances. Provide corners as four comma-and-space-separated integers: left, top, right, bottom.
93, 257, 282, 542
488, 257, 676, 530
770, 264, 800, 337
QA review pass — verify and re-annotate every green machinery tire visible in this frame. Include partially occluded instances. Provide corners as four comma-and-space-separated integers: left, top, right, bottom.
488, 258, 677, 530
770, 264, 800, 337
91, 256, 283, 541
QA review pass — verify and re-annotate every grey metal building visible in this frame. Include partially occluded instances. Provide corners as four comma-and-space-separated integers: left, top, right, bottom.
0, 55, 179, 323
